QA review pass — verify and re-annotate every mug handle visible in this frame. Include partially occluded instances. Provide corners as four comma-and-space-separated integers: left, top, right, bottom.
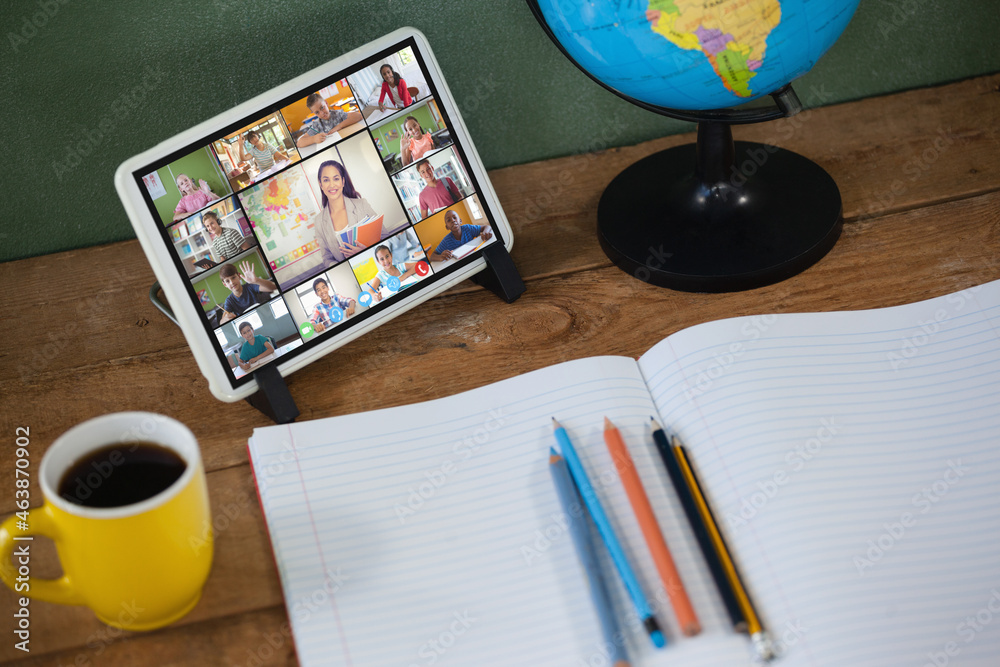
0, 505, 84, 605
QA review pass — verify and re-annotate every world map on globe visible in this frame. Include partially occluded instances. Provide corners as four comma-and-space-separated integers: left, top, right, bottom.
534, 0, 860, 111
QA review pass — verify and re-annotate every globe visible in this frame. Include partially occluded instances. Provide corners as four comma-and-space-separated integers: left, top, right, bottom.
530, 0, 860, 112
526, 1, 861, 293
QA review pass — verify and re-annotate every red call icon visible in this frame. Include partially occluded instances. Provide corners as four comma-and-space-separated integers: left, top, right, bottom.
415, 260, 430, 276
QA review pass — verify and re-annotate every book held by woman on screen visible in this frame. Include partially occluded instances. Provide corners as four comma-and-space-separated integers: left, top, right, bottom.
248, 280, 1000, 666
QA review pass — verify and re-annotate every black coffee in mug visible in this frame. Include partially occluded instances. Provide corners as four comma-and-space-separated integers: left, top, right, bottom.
57, 442, 187, 508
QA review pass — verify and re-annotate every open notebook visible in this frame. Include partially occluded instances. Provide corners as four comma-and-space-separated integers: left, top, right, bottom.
248, 280, 1000, 666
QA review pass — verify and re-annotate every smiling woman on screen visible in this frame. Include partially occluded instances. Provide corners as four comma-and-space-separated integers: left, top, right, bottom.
314, 160, 376, 264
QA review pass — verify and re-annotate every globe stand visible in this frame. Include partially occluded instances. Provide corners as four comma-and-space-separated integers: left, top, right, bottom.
597, 120, 842, 292
523, 0, 848, 292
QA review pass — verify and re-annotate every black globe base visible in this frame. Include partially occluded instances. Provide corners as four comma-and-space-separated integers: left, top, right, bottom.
597, 122, 842, 292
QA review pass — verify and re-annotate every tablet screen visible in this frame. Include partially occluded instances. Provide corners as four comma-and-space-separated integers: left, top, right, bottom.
131, 37, 502, 387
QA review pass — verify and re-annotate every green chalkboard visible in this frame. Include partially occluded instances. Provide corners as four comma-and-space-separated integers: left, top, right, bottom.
2, 0, 998, 262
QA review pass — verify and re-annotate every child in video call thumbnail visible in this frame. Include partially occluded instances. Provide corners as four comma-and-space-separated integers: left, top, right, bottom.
296, 93, 363, 148
364, 245, 419, 303
428, 210, 492, 261
308, 277, 357, 333
219, 260, 277, 323
416, 159, 460, 219
378, 64, 412, 111
203, 211, 251, 261
173, 173, 220, 221
237, 321, 275, 371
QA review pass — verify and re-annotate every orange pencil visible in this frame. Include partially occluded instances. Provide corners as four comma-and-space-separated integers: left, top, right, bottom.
604, 417, 701, 637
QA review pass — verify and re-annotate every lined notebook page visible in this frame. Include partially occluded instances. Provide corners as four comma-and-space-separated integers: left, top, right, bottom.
640, 280, 1000, 666
249, 356, 753, 667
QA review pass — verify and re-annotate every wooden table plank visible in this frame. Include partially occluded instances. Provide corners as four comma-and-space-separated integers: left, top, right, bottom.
10, 607, 297, 667
1, 76, 999, 665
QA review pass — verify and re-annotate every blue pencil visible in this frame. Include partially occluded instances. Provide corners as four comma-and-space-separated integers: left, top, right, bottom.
549, 449, 631, 667
552, 418, 666, 648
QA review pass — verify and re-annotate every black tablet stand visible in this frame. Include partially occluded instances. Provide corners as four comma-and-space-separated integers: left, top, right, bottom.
245, 364, 300, 423
470, 243, 526, 303
147, 244, 523, 423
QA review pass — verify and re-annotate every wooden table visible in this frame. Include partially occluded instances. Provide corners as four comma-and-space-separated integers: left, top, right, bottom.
2, 74, 999, 666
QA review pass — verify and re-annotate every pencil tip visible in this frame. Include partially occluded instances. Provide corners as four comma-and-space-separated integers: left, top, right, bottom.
752, 632, 775, 661
644, 617, 666, 647
551, 417, 561, 429
548, 446, 561, 463
604, 416, 614, 429
650, 416, 663, 430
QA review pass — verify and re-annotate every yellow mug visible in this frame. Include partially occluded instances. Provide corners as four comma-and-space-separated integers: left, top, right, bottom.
0, 412, 213, 631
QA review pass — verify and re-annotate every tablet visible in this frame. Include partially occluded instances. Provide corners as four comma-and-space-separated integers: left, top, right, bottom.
115, 28, 514, 402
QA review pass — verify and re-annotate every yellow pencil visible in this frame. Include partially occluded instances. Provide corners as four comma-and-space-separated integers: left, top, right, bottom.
673, 439, 774, 660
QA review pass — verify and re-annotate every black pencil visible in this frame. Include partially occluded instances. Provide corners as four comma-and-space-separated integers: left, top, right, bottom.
650, 418, 746, 631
